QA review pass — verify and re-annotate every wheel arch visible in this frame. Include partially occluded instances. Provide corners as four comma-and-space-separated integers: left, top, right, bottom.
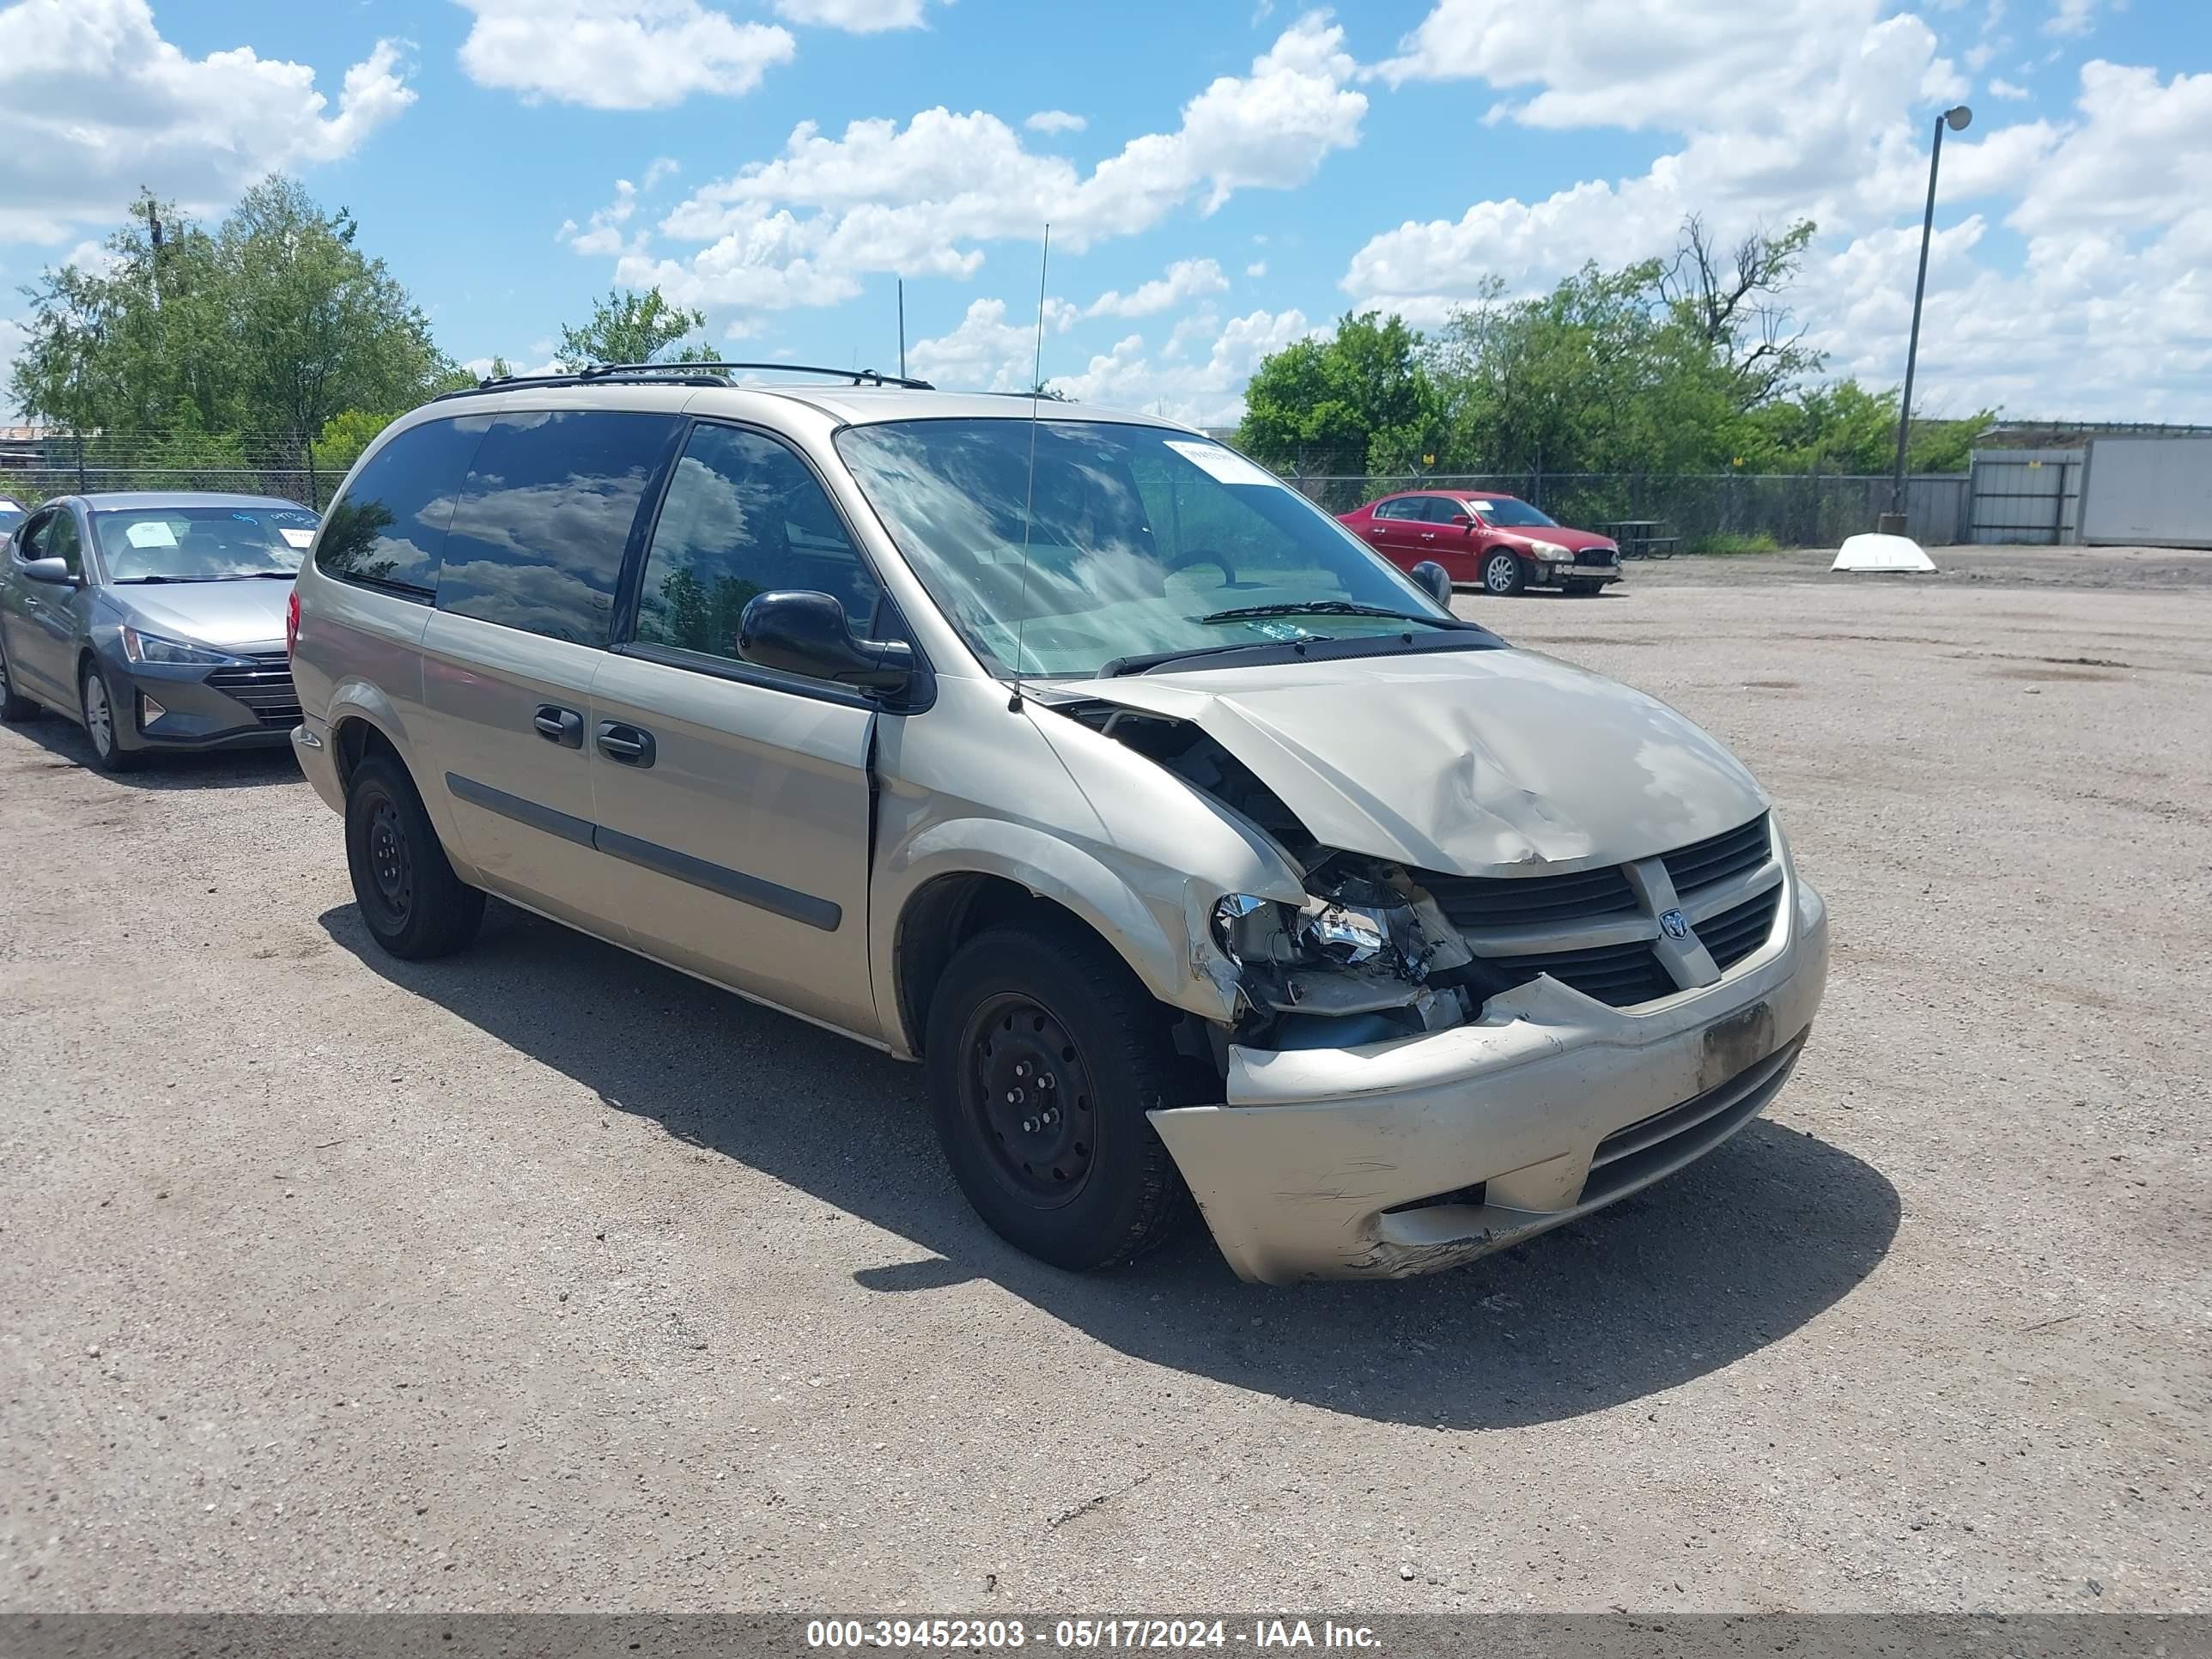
882, 828, 1241, 1060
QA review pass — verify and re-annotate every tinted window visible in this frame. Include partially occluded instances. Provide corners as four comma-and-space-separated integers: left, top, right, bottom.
1372, 498, 1419, 520
437, 410, 678, 647
316, 417, 483, 597
632, 424, 883, 667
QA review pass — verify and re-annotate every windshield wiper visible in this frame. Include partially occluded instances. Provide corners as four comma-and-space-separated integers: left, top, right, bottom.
109, 575, 191, 585
1199, 599, 1467, 628
1097, 638, 1334, 678
211, 571, 296, 580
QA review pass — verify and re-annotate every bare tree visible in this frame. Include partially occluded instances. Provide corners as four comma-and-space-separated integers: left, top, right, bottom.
1660, 214, 1824, 406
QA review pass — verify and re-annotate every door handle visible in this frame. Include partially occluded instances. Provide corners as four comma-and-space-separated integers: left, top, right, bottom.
595, 721, 655, 768
1368, 526, 1385, 537
533, 705, 584, 748
1419, 532, 1437, 540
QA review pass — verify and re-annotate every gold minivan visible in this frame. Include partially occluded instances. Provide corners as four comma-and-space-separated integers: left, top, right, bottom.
289, 368, 1828, 1283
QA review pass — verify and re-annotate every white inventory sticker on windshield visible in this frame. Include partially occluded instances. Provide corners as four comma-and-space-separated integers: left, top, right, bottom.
125, 520, 179, 548
279, 527, 314, 549
1164, 440, 1278, 488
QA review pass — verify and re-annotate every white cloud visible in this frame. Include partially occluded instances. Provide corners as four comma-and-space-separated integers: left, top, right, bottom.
774, 0, 927, 28
562, 179, 641, 256
1987, 76, 2029, 97
1025, 110, 1088, 135
629, 16, 1364, 313
642, 156, 682, 191
1246, 260, 1267, 276
1345, 1, 1975, 313
905, 295, 1079, 390
454, 0, 794, 110
0, 0, 414, 244
2044, 0, 2101, 35
1048, 307, 1320, 425
1085, 257, 1229, 318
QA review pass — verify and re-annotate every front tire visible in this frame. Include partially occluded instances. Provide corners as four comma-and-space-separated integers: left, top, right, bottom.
1564, 578, 1606, 596
344, 753, 485, 959
80, 660, 141, 772
1482, 549, 1527, 597
925, 919, 1191, 1271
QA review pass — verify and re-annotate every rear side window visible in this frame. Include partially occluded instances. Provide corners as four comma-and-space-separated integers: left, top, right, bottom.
316, 418, 483, 598
1372, 498, 1418, 521
437, 410, 680, 647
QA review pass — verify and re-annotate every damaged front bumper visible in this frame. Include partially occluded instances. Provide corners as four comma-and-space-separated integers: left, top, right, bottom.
1148, 872, 1829, 1283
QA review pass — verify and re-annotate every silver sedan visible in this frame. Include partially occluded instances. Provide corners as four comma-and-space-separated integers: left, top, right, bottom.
0, 492, 318, 772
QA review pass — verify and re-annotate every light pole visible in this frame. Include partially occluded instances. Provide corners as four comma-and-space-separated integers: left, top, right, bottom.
1883, 103, 1972, 535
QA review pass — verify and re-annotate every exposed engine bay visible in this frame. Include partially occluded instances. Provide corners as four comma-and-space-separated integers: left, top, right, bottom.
1058, 701, 1534, 1050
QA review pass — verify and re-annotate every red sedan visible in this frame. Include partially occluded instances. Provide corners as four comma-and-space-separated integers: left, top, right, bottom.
1338, 490, 1622, 596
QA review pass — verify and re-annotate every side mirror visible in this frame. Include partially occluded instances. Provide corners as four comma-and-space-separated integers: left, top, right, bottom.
1411, 561, 1455, 607
21, 556, 77, 586
739, 589, 915, 696
1448, 512, 1475, 528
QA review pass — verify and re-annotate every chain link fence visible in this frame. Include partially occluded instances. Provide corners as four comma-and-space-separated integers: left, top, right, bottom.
2, 432, 1971, 549
1279, 470, 1970, 549
0, 434, 355, 514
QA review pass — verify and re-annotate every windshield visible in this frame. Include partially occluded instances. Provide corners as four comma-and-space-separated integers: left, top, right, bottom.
92, 506, 319, 581
836, 419, 1458, 678
1469, 498, 1557, 528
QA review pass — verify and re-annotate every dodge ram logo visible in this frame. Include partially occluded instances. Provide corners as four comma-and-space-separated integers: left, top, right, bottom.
1659, 908, 1691, 939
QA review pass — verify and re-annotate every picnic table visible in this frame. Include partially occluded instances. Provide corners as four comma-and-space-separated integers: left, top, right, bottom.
1598, 520, 1680, 559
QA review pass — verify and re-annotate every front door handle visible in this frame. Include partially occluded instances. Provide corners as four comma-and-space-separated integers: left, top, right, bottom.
533, 704, 584, 748
595, 721, 655, 768
1419, 532, 1437, 540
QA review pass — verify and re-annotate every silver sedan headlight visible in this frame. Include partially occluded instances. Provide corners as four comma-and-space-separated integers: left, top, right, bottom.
119, 626, 243, 667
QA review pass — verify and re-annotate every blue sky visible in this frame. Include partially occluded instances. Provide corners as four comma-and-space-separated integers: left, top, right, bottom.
3, 0, 2208, 425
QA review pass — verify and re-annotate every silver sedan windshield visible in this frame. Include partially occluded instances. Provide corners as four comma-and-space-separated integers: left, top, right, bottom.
93, 506, 319, 582
836, 419, 1454, 679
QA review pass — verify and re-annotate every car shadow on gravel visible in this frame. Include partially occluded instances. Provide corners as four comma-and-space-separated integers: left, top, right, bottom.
322, 897, 1899, 1432
2, 713, 301, 789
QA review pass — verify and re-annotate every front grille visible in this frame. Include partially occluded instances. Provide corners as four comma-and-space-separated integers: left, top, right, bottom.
1694, 884, 1781, 970
207, 654, 301, 727
1584, 1037, 1802, 1203
1423, 863, 1638, 930
1475, 939, 1677, 1008
1662, 814, 1771, 895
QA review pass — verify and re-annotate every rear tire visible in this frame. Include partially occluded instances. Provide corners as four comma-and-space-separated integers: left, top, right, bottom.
0, 638, 36, 721
925, 918, 1192, 1271
344, 752, 485, 959
1482, 549, 1527, 597
80, 660, 141, 773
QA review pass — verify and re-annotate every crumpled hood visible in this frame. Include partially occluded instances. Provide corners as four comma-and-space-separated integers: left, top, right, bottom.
1055, 647, 1768, 877
106, 579, 292, 652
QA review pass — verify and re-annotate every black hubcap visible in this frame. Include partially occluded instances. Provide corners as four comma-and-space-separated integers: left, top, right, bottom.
963, 994, 1096, 1207
366, 799, 413, 922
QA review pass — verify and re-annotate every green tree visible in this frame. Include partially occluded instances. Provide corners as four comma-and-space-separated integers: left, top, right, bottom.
1236, 311, 1438, 476
1657, 216, 1824, 408
9, 177, 454, 451
555, 288, 711, 369
226, 179, 447, 456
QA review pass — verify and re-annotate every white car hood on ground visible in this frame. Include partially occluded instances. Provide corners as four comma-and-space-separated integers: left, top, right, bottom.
1058, 645, 1769, 877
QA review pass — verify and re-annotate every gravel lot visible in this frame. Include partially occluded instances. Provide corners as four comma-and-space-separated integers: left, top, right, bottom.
3, 545, 2206, 1613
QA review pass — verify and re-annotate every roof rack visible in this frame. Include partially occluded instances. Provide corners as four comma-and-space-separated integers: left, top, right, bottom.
434, 361, 935, 401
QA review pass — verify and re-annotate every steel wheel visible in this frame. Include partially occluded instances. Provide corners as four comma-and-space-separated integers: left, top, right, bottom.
1483, 550, 1524, 595
959, 992, 1098, 1210
364, 797, 415, 928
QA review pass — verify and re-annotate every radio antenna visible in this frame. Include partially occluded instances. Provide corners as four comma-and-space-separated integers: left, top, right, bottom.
897, 277, 906, 380
1008, 223, 1050, 712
